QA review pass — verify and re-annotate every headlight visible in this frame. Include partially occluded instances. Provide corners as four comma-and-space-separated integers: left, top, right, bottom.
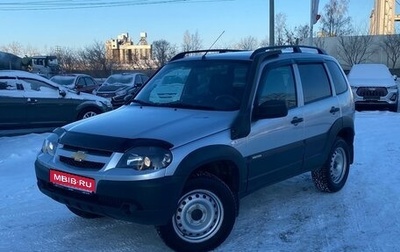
97, 99, 112, 108
117, 146, 172, 171
116, 90, 127, 96
387, 85, 398, 90
41, 133, 59, 156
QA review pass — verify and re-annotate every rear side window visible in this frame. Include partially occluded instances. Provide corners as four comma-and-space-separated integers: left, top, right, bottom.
298, 63, 331, 104
326, 61, 348, 94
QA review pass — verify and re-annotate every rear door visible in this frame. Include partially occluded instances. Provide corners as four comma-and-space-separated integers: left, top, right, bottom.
294, 61, 341, 170
0, 77, 27, 129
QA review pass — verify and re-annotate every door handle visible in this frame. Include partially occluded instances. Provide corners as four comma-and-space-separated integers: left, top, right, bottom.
291, 117, 304, 126
27, 98, 38, 104
330, 106, 340, 114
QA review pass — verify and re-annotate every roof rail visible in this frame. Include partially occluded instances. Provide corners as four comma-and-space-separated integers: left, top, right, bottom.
170, 49, 243, 61
250, 45, 327, 59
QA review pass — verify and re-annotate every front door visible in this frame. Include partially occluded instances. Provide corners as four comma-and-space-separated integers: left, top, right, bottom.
246, 64, 305, 192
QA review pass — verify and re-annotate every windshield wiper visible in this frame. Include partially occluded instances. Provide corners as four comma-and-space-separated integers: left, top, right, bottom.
130, 99, 153, 106
158, 102, 216, 110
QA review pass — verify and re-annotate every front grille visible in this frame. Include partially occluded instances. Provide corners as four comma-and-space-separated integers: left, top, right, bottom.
59, 156, 105, 170
357, 87, 387, 97
62, 144, 112, 156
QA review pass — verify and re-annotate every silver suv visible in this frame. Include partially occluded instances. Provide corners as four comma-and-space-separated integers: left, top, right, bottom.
35, 46, 355, 252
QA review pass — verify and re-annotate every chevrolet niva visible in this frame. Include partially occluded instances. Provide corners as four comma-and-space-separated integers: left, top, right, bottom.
35, 45, 355, 252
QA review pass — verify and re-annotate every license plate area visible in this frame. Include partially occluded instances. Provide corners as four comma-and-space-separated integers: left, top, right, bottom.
50, 169, 96, 193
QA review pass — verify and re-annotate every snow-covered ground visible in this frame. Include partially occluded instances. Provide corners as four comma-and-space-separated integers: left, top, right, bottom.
1, 110, 400, 252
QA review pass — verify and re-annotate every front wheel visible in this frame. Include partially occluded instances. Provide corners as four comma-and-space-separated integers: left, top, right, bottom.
77, 108, 100, 120
312, 138, 350, 193
157, 173, 237, 252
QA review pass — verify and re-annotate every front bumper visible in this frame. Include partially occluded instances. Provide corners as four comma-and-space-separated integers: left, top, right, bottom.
35, 159, 183, 225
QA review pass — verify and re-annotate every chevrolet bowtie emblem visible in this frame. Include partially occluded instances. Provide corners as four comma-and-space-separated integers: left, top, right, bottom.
72, 151, 87, 162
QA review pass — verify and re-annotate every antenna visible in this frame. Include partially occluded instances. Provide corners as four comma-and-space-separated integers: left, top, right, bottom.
202, 31, 225, 59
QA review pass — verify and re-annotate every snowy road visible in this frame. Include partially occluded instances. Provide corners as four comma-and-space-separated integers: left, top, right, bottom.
1, 111, 400, 252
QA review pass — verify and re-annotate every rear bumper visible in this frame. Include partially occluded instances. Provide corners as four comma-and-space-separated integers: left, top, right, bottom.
35, 160, 183, 225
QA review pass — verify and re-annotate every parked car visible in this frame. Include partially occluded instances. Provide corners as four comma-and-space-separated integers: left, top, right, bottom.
93, 72, 149, 108
0, 70, 113, 136
347, 63, 398, 112
35, 46, 355, 252
50, 74, 100, 94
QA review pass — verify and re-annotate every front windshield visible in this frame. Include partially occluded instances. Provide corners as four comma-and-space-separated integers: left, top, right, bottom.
50, 76, 75, 86
135, 60, 250, 111
105, 74, 134, 85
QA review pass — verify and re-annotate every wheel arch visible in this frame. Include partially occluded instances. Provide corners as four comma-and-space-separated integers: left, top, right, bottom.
76, 102, 103, 120
173, 145, 247, 211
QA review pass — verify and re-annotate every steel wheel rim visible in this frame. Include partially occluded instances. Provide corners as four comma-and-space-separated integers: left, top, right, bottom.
83, 111, 97, 118
330, 147, 347, 184
172, 189, 224, 243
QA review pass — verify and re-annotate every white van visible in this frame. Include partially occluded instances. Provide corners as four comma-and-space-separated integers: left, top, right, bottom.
347, 63, 398, 112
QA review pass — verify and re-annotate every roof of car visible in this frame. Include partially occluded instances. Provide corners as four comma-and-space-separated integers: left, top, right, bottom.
169, 46, 332, 63
0, 70, 51, 81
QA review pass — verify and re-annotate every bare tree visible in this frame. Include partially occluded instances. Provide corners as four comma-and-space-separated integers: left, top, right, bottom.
1, 42, 26, 56
275, 13, 287, 45
259, 37, 269, 47
336, 35, 374, 68
313, 37, 326, 50
235, 36, 258, 50
50, 47, 80, 73
320, 0, 353, 37
152, 40, 177, 68
78, 40, 112, 75
295, 24, 310, 42
380, 34, 400, 69
182, 30, 202, 51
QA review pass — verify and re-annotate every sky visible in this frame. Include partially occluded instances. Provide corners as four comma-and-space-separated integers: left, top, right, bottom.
0, 0, 386, 54
1, 109, 400, 251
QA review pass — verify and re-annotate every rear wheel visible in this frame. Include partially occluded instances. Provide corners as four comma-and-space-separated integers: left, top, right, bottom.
66, 206, 103, 219
157, 173, 237, 252
312, 137, 350, 192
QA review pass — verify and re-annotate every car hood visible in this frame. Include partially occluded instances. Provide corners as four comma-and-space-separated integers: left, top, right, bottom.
98, 85, 129, 92
63, 88, 110, 103
63, 105, 237, 148
348, 77, 396, 87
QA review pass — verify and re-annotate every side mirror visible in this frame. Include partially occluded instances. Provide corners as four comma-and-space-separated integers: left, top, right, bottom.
59, 89, 66, 97
253, 100, 288, 120
393, 75, 398, 81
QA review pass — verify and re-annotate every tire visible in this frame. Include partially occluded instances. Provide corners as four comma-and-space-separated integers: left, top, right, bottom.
157, 173, 237, 252
77, 108, 100, 120
66, 205, 103, 219
312, 138, 350, 193
390, 103, 398, 112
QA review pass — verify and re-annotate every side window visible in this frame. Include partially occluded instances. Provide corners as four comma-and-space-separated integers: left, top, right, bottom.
21, 78, 57, 92
85, 77, 96, 87
141, 75, 149, 83
0, 78, 18, 90
298, 63, 332, 104
77, 77, 86, 87
257, 65, 297, 109
135, 75, 143, 85
326, 61, 348, 94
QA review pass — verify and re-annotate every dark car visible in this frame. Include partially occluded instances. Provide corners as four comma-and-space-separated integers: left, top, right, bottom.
93, 72, 149, 108
0, 70, 113, 136
50, 74, 100, 94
